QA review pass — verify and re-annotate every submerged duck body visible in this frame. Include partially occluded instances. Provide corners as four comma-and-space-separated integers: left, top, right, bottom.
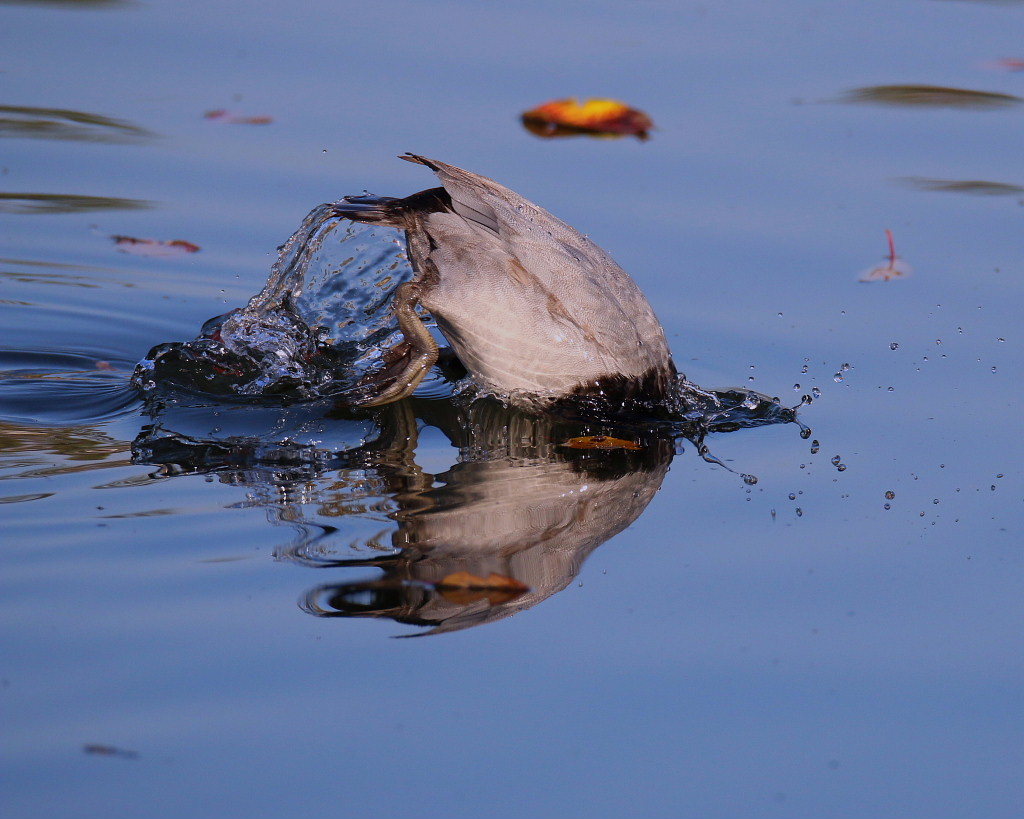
335, 154, 677, 408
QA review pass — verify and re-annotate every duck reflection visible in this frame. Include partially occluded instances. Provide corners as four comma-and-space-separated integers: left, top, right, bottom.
302, 401, 673, 635
133, 390, 794, 635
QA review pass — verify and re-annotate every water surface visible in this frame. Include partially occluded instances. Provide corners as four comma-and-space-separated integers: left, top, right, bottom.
1, 1, 1021, 818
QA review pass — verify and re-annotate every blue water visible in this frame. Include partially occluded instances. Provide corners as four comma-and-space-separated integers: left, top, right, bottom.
1, 1, 1022, 817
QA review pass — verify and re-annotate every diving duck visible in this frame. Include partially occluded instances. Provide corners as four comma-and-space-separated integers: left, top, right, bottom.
334, 154, 677, 408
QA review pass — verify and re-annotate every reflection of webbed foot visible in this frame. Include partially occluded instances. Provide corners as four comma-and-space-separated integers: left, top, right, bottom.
355, 283, 438, 406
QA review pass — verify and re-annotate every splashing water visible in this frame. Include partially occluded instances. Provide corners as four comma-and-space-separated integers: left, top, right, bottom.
132, 203, 416, 402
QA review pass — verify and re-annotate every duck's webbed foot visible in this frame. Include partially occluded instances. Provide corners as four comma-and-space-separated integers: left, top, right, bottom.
355, 283, 439, 407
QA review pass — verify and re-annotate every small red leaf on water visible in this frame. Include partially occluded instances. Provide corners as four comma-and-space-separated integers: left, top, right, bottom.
859, 229, 912, 283
561, 435, 644, 451
204, 109, 274, 125
522, 98, 653, 140
112, 235, 201, 257
986, 58, 1024, 72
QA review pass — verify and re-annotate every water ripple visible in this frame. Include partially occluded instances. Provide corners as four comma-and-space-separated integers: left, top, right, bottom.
0, 349, 140, 425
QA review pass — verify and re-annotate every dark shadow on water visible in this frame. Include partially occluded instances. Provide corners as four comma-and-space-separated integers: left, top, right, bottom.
0, 105, 154, 143
0, 0, 132, 7
843, 84, 1022, 108
0, 193, 152, 215
898, 176, 1024, 196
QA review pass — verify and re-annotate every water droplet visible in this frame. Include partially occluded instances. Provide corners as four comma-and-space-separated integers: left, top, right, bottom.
810, 439, 820, 454
793, 383, 801, 391
837, 464, 846, 472
795, 507, 803, 517
799, 427, 812, 439
883, 503, 891, 510
841, 363, 851, 371
742, 474, 758, 485
885, 490, 895, 500
996, 337, 1005, 343
830, 455, 842, 466
889, 342, 899, 350
788, 493, 797, 500
811, 387, 821, 398
932, 498, 939, 504
991, 366, 997, 373
833, 373, 843, 383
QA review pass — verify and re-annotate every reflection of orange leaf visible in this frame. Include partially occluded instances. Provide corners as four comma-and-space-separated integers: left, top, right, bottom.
561, 435, 643, 450
112, 236, 201, 257
436, 571, 529, 606
522, 98, 653, 140
204, 109, 274, 125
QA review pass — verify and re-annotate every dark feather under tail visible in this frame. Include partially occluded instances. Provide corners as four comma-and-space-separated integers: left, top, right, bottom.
332, 188, 452, 227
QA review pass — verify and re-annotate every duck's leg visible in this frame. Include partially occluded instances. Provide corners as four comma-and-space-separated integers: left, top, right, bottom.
356, 283, 438, 407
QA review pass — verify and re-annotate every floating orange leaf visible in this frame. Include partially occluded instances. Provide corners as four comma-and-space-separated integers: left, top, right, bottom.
561, 435, 643, 450
204, 109, 274, 125
859, 229, 912, 283
436, 571, 529, 606
521, 98, 653, 140
112, 235, 201, 257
